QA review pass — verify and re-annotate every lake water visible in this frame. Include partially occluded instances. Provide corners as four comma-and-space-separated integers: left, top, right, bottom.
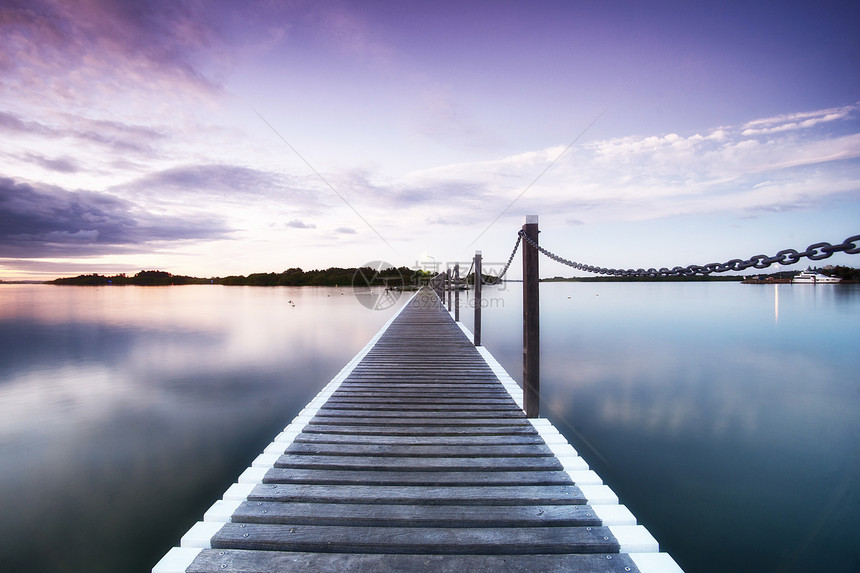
0, 284, 404, 573
461, 281, 860, 573
1, 282, 858, 572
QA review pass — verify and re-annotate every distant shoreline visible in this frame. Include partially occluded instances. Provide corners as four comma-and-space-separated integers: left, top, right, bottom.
4, 264, 856, 286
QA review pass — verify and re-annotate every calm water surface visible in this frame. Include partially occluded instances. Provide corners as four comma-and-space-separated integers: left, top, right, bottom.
0, 284, 404, 573
1, 282, 858, 572
462, 281, 860, 573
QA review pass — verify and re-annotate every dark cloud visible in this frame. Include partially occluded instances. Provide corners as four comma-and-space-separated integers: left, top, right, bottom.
0, 257, 141, 276
0, 177, 229, 257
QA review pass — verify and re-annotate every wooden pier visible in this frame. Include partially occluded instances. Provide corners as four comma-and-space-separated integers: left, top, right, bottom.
154, 289, 681, 572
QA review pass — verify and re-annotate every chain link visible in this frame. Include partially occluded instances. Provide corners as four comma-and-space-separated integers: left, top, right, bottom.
518, 231, 860, 277
483, 234, 522, 284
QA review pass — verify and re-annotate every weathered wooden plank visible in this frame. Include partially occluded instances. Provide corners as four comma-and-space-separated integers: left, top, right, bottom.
314, 409, 525, 419
262, 468, 572, 486
321, 397, 518, 406
335, 385, 507, 392
292, 433, 546, 447
329, 389, 513, 396
308, 416, 530, 427
299, 424, 539, 436
285, 443, 555, 458
316, 402, 523, 412
248, 483, 586, 505
210, 523, 620, 554
274, 454, 562, 471
230, 501, 603, 527
188, 550, 638, 573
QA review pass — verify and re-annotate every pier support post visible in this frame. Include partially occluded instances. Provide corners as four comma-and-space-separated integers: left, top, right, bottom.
447, 269, 452, 311
522, 215, 540, 418
454, 264, 460, 322
474, 251, 482, 346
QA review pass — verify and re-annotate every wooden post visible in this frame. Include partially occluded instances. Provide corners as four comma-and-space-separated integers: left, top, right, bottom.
447, 269, 452, 311
454, 264, 460, 322
474, 251, 482, 346
522, 215, 540, 418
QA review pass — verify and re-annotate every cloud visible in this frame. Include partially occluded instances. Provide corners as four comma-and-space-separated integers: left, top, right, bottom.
0, 110, 166, 156
0, 0, 221, 101
0, 177, 229, 257
0, 111, 53, 135
391, 104, 860, 225
334, 227, 356, 234
286, 219, 315, 229
119, 163, 324, 205
741, 104, 857, 136
0, 0, 306, 110
24, 153, 80, 174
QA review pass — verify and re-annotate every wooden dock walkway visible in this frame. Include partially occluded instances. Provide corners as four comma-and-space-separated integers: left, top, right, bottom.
154, 289, 681, 572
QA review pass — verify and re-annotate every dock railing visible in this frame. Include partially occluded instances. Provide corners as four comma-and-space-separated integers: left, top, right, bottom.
436, 218, 859, 420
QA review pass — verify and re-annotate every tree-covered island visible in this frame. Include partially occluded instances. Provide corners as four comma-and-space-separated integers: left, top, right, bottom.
50, 267, 427, 287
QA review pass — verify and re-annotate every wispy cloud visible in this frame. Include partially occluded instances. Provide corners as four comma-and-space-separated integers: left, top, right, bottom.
119, 163, 319, 203
0, 110, 165, 156
382, 104, 860, 226
24, 153, 80, 174
741, 104, 857, 135
0, 0, 222, 105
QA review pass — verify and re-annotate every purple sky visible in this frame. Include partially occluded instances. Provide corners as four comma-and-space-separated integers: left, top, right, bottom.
1, 0, 859, 280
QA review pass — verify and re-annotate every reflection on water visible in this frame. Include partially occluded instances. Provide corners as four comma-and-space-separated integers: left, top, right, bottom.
0, 285, 403, 573
2, 282, 858, 572
464, 281, 860, 573
774, 283, 779, 325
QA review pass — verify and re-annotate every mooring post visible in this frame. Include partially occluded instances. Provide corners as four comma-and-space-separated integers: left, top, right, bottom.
522, 215, 540, 418
454, 264, 460, 322
447, 268, 452, 311
474, 251, 482, 346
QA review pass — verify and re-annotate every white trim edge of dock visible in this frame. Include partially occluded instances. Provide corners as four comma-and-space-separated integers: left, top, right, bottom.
152, 547, 201, 573
630, 552, 685, 573
152, 293, 418, 573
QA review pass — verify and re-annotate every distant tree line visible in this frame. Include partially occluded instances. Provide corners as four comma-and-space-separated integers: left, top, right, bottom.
46, 265, 860, 286
744, 265, 860, 282
51, 270, 209, 286
50, 266, 425, 287
218, 266, 419, 286
826, 265, 860, 281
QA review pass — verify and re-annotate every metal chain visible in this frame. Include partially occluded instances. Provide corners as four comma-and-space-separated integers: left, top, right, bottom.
518, 231, 860, 277
483, 234, 522, 284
